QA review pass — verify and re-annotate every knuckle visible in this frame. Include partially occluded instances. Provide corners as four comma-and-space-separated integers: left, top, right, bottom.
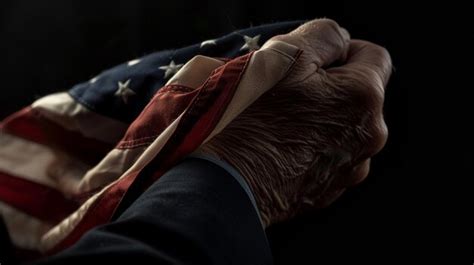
314, 18, 341, 32
362, 117, 388, 157
372, 44, 392, 65
298, 18, 346, 41
316, 18, 347, 43
362, 68, 385, 99
343, 71, 385, 110
367, 44, 393, 85
348, 159, 371, 186
301, 18, 339, 31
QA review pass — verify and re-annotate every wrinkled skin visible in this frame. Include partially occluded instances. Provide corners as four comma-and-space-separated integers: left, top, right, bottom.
197, 18, 392, 226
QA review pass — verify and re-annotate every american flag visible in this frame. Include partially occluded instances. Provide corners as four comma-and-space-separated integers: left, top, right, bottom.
0, 21, 303, 255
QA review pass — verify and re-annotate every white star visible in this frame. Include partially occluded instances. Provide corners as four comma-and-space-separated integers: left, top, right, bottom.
89, 76, 99, 84
159, 60, 183, 79
114, 79, 136, 104
127, 59, 141, 66
200, 39, 217, 48
240, 34, 261, 51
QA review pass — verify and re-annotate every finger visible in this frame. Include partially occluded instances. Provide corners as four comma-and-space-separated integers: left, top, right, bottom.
273, 18, 351, 67
327, 39, 392, 93
350, 158, 371, 186
312, 188, 346, 209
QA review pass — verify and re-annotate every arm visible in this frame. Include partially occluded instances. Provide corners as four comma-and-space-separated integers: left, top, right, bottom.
32, 157, 272, 265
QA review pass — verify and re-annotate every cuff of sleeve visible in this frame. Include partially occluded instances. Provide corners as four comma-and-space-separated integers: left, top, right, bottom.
187, 153, 264, 228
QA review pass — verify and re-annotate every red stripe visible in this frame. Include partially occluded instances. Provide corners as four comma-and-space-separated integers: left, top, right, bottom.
0, 171, 79, 224
0, 107, 113, 165
117, 84, 199, 149
13, 247, 42, 263
48, 52, 253, 254
146, 52, 252, 185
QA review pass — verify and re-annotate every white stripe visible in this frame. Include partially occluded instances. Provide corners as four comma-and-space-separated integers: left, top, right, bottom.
0, 132, 88, 193
0, 201, 52, 250
166, 55, 225, 87
32, 93, 128, 144
76, 147, 146, 193
41, 111, 185, 251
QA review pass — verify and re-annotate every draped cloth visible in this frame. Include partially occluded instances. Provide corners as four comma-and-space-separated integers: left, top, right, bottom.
0, 21, 303, 255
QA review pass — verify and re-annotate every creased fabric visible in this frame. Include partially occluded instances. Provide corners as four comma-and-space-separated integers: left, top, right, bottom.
0, 21, 303, 255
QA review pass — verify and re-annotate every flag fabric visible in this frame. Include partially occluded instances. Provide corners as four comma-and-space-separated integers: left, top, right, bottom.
0, 21, 303, 255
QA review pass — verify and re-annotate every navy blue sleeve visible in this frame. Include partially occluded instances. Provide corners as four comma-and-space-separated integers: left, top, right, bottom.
0, 217, 15, 264
31, 157, 272, 265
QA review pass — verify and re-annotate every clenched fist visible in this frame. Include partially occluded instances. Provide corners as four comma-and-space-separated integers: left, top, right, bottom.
196, 18, 392, 226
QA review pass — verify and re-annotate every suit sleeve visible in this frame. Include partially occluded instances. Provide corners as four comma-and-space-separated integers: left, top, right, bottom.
31, 157, 272, 265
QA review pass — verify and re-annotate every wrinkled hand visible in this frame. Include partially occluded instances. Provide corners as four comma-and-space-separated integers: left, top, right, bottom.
197, 18, 392, 226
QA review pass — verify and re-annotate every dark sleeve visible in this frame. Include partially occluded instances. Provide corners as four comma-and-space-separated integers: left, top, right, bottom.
1, 217, 15, 264
31, 157, 272, 265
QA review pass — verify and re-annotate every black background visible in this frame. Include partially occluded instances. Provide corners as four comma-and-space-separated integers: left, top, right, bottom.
0, 1, 463, 263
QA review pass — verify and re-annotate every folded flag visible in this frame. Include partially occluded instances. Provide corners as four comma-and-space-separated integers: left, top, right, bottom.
0, 21, 303, 255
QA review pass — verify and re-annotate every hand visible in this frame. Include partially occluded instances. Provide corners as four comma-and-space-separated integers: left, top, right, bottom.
196, 18, 392, 226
